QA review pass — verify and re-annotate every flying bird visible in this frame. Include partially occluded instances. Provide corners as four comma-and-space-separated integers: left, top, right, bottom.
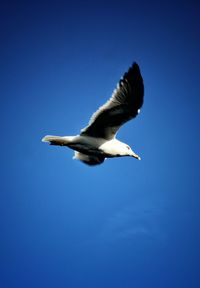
42, 62, 144, 165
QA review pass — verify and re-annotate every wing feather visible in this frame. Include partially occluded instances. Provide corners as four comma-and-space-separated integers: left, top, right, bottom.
81, 62, 144, 140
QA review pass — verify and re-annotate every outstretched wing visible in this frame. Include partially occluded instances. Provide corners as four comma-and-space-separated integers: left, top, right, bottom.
80, 62, 144, 140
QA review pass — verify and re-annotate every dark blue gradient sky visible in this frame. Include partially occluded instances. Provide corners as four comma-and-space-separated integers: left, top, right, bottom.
1, 1, 200, 287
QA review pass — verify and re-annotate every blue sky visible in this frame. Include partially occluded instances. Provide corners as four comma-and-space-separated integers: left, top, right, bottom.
1, 1, 200, 287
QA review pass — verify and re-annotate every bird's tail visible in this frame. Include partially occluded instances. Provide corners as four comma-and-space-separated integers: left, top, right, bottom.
42, 135, 66, 146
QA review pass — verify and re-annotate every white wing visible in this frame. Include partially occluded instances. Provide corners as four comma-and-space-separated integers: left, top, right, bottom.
81, 62, 144, 140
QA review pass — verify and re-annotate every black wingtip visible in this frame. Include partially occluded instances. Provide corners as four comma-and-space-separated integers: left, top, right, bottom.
122, 61, 144, 112
124, 62, 143, 81
131, 62, 140, 71
132, 61, 139, 67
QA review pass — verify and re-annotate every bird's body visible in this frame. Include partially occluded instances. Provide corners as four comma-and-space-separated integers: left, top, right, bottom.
42, 62, 144, 166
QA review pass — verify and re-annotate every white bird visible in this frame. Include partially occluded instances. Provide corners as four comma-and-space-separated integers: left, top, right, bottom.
42, 62, 144, 166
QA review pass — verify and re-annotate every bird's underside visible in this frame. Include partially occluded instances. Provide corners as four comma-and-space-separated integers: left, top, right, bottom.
44, 135, 128, 165
73, 152, 105, 166
43, 135, 106, 165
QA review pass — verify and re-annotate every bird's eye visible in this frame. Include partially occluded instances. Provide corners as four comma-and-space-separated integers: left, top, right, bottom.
126, 146, 130, 150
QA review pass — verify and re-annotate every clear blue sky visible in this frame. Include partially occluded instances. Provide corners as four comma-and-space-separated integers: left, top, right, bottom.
1, 1, 200, 287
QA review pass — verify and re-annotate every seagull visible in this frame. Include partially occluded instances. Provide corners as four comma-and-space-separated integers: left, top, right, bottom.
42, 62, 144, 166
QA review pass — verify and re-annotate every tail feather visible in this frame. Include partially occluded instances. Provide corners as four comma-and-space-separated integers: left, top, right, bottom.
42, 135, 65, 145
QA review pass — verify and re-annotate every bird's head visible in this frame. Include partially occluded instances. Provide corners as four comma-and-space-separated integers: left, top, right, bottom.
124, 144, 141, 160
